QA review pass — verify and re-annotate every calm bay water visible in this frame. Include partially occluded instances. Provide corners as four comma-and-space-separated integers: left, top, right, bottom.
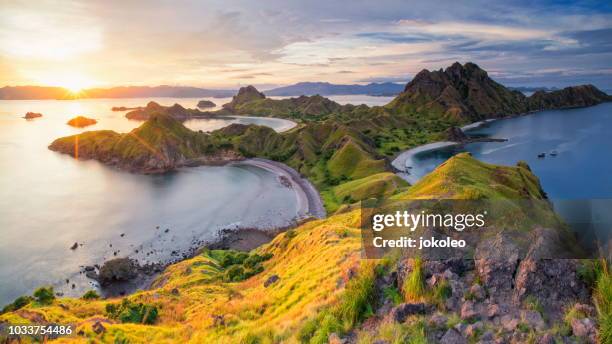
404, 103, 612, 249
0, 97, 300, 305
0, 95, 392, 306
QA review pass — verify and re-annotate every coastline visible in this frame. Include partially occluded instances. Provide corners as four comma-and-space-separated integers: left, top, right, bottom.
391, 141, 458, 184
231, 158, 326, 219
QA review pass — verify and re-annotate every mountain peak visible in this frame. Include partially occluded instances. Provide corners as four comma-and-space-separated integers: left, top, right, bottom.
390, 62, 527, 121
388, 62, 610, 121
224, 85, 266, 111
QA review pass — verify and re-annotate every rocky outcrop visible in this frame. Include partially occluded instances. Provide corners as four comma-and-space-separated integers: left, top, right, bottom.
222, 85, 265, 111
444, 126, 468, 142
197, 100, 216, 109
67, 116, 97, 128
23, 112, 43, 119
97, 258, 139, 286
513, 228, 590, 306
388, 62, 610, 121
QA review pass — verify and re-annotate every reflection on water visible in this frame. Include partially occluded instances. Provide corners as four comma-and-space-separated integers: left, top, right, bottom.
0, 97, 299, 305
0, 95, 394, 304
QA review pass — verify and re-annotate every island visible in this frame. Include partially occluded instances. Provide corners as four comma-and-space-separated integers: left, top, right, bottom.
124, 101, 215, 121
67, 116, 97, 128
196, 100, 216, 109
23, 112, 42, 119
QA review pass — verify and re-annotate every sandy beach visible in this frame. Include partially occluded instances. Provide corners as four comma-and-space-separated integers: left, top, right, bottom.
231, 158, 327, 219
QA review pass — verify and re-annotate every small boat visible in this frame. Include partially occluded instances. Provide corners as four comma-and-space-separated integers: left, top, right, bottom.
537, 153, 546, 158
550, 150, 558, 156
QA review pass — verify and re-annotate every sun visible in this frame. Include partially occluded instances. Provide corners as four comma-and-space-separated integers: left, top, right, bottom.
61, 76, 93, 94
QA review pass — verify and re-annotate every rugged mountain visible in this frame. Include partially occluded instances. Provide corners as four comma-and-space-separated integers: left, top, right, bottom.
124, 101, 209, 121
265, 81, 404, 96
219, 85, 372, 121
49, 113, 240, 173
387, 62, 611, 122
387, 62, 528, 121
222, 85, 266, 112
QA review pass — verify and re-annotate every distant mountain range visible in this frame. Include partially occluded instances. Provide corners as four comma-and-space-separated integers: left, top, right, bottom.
0, 86, 236, 100
0, 81, 604, 100
0, 82, 405, 100
264, 82, 404, 97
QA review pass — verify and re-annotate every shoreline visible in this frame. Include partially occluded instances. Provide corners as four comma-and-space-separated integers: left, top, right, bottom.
231, 158, 326, 219
391, 116, 521, 185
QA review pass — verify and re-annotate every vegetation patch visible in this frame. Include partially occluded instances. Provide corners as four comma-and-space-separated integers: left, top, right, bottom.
105, 299, 158, 324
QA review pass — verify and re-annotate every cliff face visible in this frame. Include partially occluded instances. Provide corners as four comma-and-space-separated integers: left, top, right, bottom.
388, 62, 610, 122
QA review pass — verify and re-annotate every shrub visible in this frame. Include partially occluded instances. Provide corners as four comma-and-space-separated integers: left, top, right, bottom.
243, 253, 273, 269
298, 263, 378, 343
223, 265, 246, 282
383, 286, 403, 306
82, 290, 100, 300
402, 258, 425, 301
524, 295, 544, 316
433, 280, 452, 304
594, 261, 612, 344
1, 295, 33, 313
33, 286, 55, 305
105, 299, 158, 324
334, 262, 377, 328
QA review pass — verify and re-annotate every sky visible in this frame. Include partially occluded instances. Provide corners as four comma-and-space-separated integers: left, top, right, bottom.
1, 0, 611, 90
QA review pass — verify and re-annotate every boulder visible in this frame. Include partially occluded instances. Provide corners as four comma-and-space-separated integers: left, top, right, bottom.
98, 258, 139, 286
460, 301, 478, 320
440, 328, 467, 344
500, 314, 519, 331
570, 317, 597, 342
386, 303, 427, 323
521, 310, 545, 331
264, 274, 280, 287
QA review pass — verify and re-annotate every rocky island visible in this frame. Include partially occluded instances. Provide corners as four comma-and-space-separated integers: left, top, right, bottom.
197, 100, 216, 109
23, 112, 42, 119
67, 115, 97, 128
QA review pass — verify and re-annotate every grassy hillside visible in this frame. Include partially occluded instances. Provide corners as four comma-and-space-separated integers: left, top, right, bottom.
1, 154, 589, 344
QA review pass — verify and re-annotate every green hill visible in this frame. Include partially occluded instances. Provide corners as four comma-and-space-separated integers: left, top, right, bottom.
2, 154, 600, 344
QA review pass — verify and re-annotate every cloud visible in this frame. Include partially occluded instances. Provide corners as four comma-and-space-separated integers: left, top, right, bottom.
0, 0, 611, 88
